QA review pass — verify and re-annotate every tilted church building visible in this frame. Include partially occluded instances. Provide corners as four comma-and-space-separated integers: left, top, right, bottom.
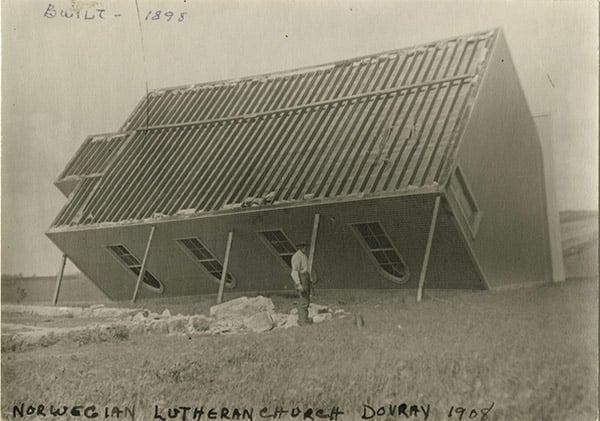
47, 28, 557, 301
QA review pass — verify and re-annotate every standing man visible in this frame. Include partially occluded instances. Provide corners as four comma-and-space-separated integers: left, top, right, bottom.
291, 241, 312, 325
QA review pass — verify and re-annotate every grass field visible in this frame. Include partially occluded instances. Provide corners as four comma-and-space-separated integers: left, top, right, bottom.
2, 278, 597, 421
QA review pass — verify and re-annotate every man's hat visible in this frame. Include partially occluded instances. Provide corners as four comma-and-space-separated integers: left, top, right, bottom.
296, 241, 310, 248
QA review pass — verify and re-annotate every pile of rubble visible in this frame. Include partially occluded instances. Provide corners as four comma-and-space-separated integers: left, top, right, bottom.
2, 297, 349, 351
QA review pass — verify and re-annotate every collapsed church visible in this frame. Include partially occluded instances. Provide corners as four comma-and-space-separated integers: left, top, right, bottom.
47, 28, 559, 301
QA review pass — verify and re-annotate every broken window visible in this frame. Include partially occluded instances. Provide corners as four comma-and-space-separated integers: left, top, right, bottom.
352, 222, 410, 283
258, 230, 296, 267
106, 245, 163, 292
450, 165, 482, 238
177, 238, 237, 288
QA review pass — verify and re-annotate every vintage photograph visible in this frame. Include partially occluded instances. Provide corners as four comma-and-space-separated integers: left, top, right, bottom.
1, 1, 598, 420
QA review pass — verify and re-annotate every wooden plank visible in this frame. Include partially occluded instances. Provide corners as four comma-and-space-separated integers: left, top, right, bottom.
179, 88, 208, 124
52, 254, 68, 305
110, 130, 168, 221
162, 90, 191, 125
227, 112, 295, 204
354, 94, 405, 194
401, 83, 444, 188
210, 84, 239, 120
256, 107, 325, 200
382, 89, 427, 190
137, 126, 202, 218
308, 213, 321, 273
276, 73, 305, 109
280, 105, 343, 200
365, 92, 412, 193
126, 129, 185, 219
229, 79, 262, 116
154, 91, 180, 126
95, 130, 159, 221
417, 196, 441, 303
412, 83, 453, 185
312, 66, 339, 103
217, 231, 234, 304
241, 109, 303, 200
131, 225, 156, 303
82, 131, 141, 221
222, 114, 285, 206
286, 105, 340, 200
396, 86, 439, 189
258, 110, 315, 201
165, 122, 238, 214
423, 82, 463, 184
297, 103, 349, 198
190, 86, 220, 121
335, 94, 392, 196
311, 100, 366, 198
184, 121, 250, 211
203, 119, 266, 211
124, 75, 472, 134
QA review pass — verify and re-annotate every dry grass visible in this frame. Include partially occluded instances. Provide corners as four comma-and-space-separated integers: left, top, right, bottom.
1, 279, 597, 421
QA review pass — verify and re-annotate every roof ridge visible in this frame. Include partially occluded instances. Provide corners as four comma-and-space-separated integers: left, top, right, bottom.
149, 28, 499, 96
126, 74, 474, 132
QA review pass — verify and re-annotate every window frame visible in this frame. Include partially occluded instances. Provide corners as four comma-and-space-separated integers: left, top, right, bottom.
106, 244, 164, 293
257, 229, 297, 270
350, 221, 411, 284
449, 165, 483, 238
176, 237, 238, 289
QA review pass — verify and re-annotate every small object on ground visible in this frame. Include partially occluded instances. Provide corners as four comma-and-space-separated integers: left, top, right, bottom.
397, 324, 403, 330
354, 313, 365, 328
244, 312, 274, 332
209, 296, 275, 320
299, 317, 313, 326
313, 313, 332, 324
132, 312, 146, 323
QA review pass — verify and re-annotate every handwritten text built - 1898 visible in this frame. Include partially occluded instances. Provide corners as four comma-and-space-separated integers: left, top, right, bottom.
42, 3, 188, 22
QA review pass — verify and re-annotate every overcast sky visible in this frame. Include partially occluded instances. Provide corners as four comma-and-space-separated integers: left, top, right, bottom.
2, 0, 598, 276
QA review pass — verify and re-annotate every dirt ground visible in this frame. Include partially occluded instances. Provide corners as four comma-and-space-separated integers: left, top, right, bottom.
1, 278, 598, 421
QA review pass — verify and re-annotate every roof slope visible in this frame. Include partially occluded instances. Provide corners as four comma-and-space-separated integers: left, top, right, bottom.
51, 29, 497, 229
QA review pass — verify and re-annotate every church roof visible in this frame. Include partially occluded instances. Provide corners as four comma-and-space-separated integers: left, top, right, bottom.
51, 29, 497, 229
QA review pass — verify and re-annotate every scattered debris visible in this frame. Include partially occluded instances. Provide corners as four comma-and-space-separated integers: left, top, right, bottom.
244, 312, 274, 333
175, 208, 196, 216
209, 296, 275, 320
2, 297, 348, 352
264, 191, 276, 205
241, 197, 267, 208
221, 203, 242, 210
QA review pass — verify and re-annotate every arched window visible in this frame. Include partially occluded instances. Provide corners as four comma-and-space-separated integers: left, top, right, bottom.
258, 229, 296, 268
351, 222, 410, 284
106, 245, 164, 293
177, 238, 237, 288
